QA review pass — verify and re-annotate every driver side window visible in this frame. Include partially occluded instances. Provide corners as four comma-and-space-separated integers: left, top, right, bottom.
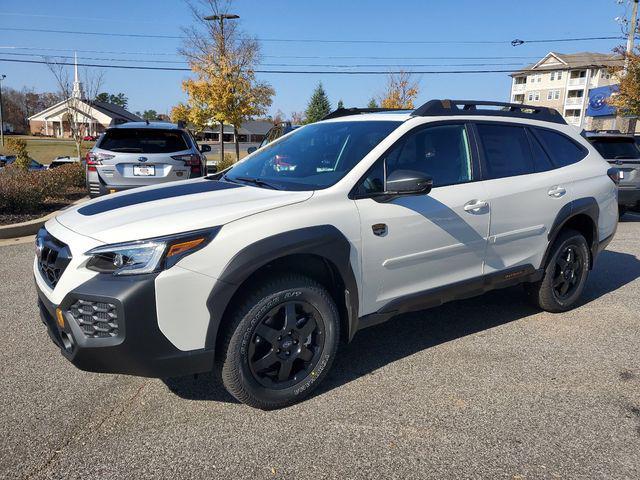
355, 123, 473, 196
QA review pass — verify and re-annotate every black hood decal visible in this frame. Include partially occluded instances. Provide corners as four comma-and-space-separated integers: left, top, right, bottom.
78, 180, 242, 216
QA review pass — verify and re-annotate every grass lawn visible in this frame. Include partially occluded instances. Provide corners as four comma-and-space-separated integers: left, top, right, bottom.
0, 136, 95, 165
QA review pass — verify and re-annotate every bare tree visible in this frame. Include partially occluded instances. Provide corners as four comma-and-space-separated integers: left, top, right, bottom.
46, 58, 104, 159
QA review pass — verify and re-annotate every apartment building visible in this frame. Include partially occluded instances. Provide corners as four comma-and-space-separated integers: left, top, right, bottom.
509, 52, 624, 130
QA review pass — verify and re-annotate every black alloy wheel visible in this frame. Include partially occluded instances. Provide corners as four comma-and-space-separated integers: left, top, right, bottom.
551, 244, 584, 301
248, 301, 324, 389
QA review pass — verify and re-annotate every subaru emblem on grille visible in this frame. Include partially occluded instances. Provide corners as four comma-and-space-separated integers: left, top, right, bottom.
138, 156, 148, 162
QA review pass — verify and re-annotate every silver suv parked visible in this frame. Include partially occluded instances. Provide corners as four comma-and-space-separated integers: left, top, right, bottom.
584, 131, 640, 217
86, 122, 212, 197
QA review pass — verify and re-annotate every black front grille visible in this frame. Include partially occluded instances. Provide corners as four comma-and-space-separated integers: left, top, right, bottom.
68, 299, 119, 338
36, 229, 72, 289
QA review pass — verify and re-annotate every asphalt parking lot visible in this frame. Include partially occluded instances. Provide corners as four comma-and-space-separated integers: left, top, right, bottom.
1, 216, 639, 480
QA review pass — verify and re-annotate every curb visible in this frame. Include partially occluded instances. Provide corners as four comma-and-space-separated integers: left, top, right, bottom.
0, 196, 89, 240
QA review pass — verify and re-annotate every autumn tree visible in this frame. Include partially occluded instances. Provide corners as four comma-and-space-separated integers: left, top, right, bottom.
305, 82, 331, 123
5, 138, 30, 170
607, 48, 638, 123
380, 71, 419, 109
180, 0, 274, 163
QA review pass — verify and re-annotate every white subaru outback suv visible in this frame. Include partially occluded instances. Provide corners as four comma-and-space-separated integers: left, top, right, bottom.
34, 100, 619, 409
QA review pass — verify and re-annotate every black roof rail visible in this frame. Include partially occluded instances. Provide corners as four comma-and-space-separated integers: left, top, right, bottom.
322, 107, 407, 121
412, 99, 566, 125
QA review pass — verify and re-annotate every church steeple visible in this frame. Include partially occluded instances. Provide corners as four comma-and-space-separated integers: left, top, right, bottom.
71, 52, 84, 99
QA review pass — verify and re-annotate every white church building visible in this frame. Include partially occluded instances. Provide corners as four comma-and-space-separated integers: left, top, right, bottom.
28, 55, 141, 137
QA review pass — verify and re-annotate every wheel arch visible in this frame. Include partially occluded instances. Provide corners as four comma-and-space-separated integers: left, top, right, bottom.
542, 197, 599, 269
204, 225, 359, 353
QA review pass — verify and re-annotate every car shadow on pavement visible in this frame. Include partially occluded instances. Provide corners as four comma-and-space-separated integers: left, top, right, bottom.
164, 250, 640, 405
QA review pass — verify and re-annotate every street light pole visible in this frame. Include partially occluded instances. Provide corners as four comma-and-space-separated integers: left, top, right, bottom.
203, 13, 239, 167
0, 74, 6, 147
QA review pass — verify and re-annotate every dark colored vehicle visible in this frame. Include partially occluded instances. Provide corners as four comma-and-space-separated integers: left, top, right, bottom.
584, 131, 640, 216
246, 121, 300, 154
0, 155, 46, 172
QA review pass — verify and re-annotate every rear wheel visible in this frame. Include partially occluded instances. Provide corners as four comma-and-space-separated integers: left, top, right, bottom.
217, 274, 340, 409
525, 229, 590, 313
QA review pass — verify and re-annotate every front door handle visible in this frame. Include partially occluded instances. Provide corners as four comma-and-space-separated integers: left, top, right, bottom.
463, 200, 489, 212
548, 186, 566, 198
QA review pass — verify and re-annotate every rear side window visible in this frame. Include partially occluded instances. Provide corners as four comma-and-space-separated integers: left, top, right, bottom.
99, 129, 189, 154
476, 123, 534, 179
533, 128, 586, 167
588, 138, 640, 160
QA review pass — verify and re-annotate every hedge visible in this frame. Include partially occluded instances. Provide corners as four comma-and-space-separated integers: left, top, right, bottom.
0, 163, 86, 214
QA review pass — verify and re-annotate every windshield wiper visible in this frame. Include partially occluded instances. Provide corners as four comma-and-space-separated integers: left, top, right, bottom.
234, 176, 280, 190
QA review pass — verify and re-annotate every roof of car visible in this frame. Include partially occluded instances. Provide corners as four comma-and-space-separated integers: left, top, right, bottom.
108, 121, 182, 130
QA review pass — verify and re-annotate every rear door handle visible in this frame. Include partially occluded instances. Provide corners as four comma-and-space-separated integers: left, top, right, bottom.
548, 186, 566, 198
463, 200, 489, 212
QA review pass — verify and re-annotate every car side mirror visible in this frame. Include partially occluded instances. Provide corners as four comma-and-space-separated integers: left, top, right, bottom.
385, 170, 433, 195
200, 144, 212, 153
247, 146, 257, 154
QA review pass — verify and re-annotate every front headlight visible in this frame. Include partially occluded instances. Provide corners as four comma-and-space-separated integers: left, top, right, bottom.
85, 227, 220, 276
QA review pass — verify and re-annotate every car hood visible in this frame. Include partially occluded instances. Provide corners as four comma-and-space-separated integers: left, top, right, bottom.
56, 178, 313, 243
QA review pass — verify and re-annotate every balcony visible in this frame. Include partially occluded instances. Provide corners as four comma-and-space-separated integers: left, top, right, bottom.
512, 83, 526, 92
566, 96, 584, 105
568, 77, 586, 87
565, 116, 581, 126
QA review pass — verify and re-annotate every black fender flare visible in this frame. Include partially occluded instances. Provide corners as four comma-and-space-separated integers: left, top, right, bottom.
204, 225, 359, 350
541, 197, 599, 269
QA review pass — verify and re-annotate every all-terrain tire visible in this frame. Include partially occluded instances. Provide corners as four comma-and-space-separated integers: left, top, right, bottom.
525, 229, 590, 313
217, 274, 340, 410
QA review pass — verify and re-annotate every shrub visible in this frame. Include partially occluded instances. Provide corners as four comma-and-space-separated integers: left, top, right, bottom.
0, 162, 86, 214
216, 152, 238, 172
0, 165, 46, 213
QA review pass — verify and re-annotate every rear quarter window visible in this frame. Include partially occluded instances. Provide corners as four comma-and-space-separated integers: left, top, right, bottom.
533, 128, 587, 167
98, 129, 189, 154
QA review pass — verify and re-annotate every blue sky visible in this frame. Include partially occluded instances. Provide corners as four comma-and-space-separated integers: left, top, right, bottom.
0, 0, 630, 117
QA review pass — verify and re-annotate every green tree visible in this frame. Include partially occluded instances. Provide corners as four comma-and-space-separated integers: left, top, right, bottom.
337, 99, 344, 109
95, 92, 128, 108
305, 82, 331, 123
367, 97, 378, 108
141, 109, 159, 121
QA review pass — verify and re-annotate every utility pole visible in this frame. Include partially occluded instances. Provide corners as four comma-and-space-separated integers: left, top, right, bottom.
0, 74, 5, 147
204, 13, 239, 167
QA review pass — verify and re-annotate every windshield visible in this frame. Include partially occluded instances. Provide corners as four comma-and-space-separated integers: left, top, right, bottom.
225, 121, 401, 190
591, 138, 640, 159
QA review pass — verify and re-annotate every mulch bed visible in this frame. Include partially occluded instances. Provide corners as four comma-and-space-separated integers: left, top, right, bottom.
0, 191, 86, 226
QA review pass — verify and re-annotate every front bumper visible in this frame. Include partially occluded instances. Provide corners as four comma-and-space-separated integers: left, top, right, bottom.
36, 272, 214, 378
618, 187, 640, 208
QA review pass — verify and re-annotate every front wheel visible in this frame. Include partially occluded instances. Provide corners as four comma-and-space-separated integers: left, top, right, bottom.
525, 229, 590, 313
217, 275, 340, 409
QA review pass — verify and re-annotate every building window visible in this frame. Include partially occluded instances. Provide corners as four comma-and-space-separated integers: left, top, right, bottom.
534, 91, 540, 101
557, 71, 562, 80
554, 90, 560, 100
550, 72, 555, 81
547, 91, 553, 100
528, 92, 534, 101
